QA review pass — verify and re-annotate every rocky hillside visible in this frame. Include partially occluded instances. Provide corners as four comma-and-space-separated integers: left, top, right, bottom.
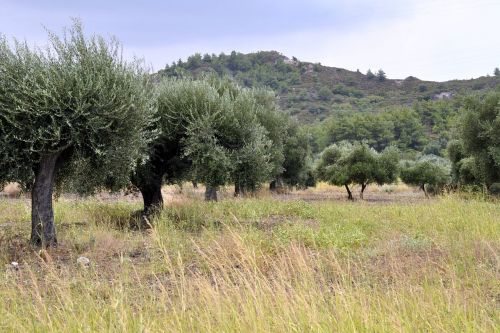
155, 51, 500, 123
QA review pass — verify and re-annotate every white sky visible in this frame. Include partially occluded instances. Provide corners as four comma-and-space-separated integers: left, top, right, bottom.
1, 0, 499, 81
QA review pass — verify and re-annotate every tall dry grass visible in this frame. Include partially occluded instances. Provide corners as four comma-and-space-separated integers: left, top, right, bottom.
0, 195, 498, 332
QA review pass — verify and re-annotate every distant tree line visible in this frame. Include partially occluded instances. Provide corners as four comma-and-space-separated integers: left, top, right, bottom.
313, 89, 500, 199
310, 98, 462, 157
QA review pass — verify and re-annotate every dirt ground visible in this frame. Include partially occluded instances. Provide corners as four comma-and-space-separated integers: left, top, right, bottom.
0, 182, 427, 205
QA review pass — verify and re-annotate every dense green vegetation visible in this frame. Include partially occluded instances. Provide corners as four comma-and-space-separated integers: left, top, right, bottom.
157, 51, 500, 123
447, 92, 500, 192
156, 50, 500, 197
157, 51, 500, 161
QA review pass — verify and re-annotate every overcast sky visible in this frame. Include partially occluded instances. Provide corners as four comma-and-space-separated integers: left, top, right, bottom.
1, 0, 499, 81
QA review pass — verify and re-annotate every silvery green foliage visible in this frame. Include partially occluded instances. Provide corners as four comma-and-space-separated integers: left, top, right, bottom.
250, 87, 287, 177
143, 76, 275, 192
0, 20, 155, 192
400, 154, 451, 193
416, 154, 451, 174
223, 89, 273, 191
179, 78, 274, 190
316, 141, 399, 189
149, 77, 225, 188
282, 120, 314, 187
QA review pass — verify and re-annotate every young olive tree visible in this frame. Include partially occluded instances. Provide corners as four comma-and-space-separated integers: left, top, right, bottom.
316, 142, 399, 200
315, 142, 354, 199
0, 22, 154, 246
400, 155, 451, 197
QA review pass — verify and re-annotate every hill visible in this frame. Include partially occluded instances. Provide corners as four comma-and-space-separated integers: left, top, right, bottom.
155, 51, 500, 123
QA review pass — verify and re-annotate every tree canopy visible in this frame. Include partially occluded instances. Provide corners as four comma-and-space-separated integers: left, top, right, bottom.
445, 92, 500, 193
458, 92, 500, 190
133, 76, 292, 208
400, 155, 451, 197
0, 21, 155, 246
315, 109, 426, 153
315, 142, 399, 200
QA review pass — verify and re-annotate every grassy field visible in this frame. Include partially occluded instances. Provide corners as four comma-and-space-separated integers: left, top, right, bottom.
0, 186, 499, 332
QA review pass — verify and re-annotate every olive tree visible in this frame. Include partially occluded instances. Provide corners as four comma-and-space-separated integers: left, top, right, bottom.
251, 88, 287, 193
183, 87, 274, 201
248, 89, 314, 193
133, 76, 276, 207
209, 80, 284, 197
453, 93, 500, 192
447, 140, 480, 187
276, 120, 314, 190
315, 142, 354, 199
316, 142, 399, 200
0, 22, 154, 246
400, 155, 451, 197
132, 78, 221, 212
228, 91, 274, 197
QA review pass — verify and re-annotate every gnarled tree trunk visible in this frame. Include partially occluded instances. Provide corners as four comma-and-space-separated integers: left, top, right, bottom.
344, 184, 353, 201
31, 152, 61, 247
205, 186, 218, 201
139, 178, 163, 215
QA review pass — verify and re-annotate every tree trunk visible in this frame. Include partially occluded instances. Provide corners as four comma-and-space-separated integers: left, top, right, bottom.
344, 184, 353, 201
269, 177, 284, 192
269, 180, 277, 191
234, 182, 246, 197
205, 186, 218, 201
139, 179, 163, 215
360, 183, 367, 199
421, 184, 429, 198
234, 182, 241, 197
31, 152, 61, 247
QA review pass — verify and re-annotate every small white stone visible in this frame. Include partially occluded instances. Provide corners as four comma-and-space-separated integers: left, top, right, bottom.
76, 256, 90, 266
7, 262, 19, 271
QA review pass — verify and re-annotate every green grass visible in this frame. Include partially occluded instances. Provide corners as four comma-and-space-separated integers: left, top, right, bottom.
0, 196, 499, 332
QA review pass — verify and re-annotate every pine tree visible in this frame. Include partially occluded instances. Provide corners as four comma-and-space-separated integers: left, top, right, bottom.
366, 69, 375, 80
377, 69, 387, 81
